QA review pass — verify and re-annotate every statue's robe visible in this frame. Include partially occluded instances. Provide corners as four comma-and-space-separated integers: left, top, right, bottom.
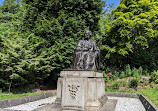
73, 39, 100, 71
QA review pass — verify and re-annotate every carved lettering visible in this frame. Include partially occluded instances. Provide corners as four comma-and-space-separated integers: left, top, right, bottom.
68, 84, 80, 99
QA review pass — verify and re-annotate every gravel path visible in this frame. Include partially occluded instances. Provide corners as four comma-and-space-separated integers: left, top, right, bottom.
108, 96, 146, 111
4, 96, 56, 111
4, 96, 146, 111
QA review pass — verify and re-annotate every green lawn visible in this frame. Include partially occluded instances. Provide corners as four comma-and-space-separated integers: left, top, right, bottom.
107, 88, 158, 107
0, 92, 41, 101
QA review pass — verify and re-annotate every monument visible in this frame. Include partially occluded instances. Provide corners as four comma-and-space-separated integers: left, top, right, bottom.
56, 30, 108, 111
73, 30, 100, 71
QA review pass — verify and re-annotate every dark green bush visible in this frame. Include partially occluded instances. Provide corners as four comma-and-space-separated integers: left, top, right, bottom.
129, 77, 140, 88
151, 70, 158, 84
120, 71, 125, 79
111, 82, 120, 90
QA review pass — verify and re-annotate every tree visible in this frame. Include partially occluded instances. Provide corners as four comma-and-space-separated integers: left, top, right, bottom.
20, 0, 104, 78
0, 0, 20, 14
0, 0, 105, 91
102, 0, 158, 70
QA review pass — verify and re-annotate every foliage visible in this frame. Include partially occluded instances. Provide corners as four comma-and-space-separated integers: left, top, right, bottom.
102, 0, 158, 70
103, 67, 120, 82
129, 77, 140, 88
119, 71, 125, 79
0, 0, 104, 91
124, 64, 132, 77
151, 70, 158, 83
20, 0, 104, 74
0, 30, 55, 91
0, 0, 20, 14
111, 81, 120, 90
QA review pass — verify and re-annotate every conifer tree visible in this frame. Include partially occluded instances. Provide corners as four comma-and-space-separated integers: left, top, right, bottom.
20, 0, 104, 80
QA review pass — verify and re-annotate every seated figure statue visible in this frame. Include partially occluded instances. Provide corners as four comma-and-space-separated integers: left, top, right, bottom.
73, 30, 100, 71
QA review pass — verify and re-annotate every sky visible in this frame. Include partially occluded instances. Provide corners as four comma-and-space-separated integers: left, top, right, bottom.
106, 0, 121, 8
0, 0, 121, 7
0, 0, 4, 5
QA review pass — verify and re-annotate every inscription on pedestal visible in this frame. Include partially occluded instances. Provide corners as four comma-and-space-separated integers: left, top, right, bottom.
61, 78, 86, 110
68, 84, 80, 100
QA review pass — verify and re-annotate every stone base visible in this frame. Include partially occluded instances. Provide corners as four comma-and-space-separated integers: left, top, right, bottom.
33, 99, 117, 111
56, 71, 108, 111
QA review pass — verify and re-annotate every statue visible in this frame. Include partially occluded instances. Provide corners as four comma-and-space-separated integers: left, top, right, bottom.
72, 30, 100, 71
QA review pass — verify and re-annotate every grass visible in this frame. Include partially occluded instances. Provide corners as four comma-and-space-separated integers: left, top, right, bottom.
137, 88, 158, 107
106, 88, 158, 107
0, 92, 41, 101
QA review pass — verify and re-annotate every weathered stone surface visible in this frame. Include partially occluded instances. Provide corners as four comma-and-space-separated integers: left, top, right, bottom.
0, 100, 10, 108
0, 91, 56, 108
100, 99, 117, 111
60, 71, 103, 78
106, 92, 140, 99
57, 71, 108, 111
61, 78, 86, 110
31, 99, 117, 111
56, 78, 64, 101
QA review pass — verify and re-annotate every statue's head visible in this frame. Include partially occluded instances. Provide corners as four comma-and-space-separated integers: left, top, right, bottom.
85, 30, 92, 40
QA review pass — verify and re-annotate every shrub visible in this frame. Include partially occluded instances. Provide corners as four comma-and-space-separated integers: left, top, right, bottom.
143, 80, 149, 86
129, 77, 140, 88
138, 66, 143, 75
151, 70, 158, 84
124, 64, 132, 77
142, 70, 149, 76
120, 71, 125, 79
119, 81, 128, 87
111, 82, 120, 90
132, 67, 139, 77
103, 67, 120, 81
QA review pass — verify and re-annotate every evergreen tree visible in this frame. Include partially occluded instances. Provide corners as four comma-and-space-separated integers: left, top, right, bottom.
0, 0, 104, 91
20, 0, 104, 79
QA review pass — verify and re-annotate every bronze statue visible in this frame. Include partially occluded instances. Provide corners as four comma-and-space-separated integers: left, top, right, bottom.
73, 30, 100, 71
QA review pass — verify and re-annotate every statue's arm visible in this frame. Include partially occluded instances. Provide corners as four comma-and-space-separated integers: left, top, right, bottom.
92, 41, 100, 51
74, 40, 82, 51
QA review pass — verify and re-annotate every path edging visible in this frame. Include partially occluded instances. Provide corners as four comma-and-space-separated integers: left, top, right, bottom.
106, 92, 158, 111
0, 91, 56, 109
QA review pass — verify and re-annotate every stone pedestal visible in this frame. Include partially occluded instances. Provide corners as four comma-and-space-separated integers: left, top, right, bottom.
56, 70, 108, 111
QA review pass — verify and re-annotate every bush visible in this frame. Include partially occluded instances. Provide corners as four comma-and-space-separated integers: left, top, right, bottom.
151, 70, 158, 84
143, 80, 149, 86
142, 70, 149, 76
138, 66, 143, 75
111, 82, 120, 90
119, 81, 128, 87
120, 71, 125, 79
132, 67, 138, 76
124, 64, 132, 77
129, 77, 140, 88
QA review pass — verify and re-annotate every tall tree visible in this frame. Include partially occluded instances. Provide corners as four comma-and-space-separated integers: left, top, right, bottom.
0, 0, 104, 91
0, 0, 20, 14
20, 0, 104, 73
102, 0, 158, 70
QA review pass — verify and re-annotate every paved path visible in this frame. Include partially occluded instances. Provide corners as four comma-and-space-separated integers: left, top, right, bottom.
4, 96, 56, 111
108, 96, 146, 111
4, 96, 146, 111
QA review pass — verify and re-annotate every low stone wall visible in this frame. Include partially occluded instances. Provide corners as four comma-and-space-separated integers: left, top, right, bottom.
0, 91, 158, 111
0, 91, 56, 108
106, 92, 140, 98
106, 92, 158, 111
139, 94, 158, 111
